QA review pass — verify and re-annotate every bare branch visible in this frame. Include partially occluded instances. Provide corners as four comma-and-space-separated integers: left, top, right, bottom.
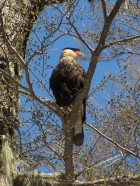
109, 0, 124, 21
86, 122, 140, 159
1, 77, 31, 97
68, 18, 94, 52
26, 50, 43, 66
101, 0, 107, 20
29, 69, 54, 100
105, 34, 140, 48
77, 153, 123, 178
96, 0, 124, 51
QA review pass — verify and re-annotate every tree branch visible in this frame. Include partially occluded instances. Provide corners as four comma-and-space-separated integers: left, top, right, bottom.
109, 0, 124, 21
86, 122, 140, 159
68, 0, 125, 123
0, 69, 29, 92
96, 0, 124, 52
76, 153, 123, 178
1, 77, 30, 96
68, 18, 94, 52
101, 0, 107, 20
104, 34, 140, 48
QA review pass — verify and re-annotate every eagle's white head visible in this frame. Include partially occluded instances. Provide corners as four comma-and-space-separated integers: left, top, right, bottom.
59, 48, 83, 64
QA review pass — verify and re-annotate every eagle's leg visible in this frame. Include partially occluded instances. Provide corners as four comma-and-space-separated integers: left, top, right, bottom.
60, 105, 73, 115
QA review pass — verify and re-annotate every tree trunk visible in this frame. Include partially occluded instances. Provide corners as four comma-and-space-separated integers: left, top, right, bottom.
0, 0, 31, 184
63, 119, 75, 184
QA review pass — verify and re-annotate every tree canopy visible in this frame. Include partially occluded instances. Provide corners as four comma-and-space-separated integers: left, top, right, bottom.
0, 0, 140, 185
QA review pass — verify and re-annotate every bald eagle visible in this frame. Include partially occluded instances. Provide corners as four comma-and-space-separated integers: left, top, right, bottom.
50, 48, 87, 146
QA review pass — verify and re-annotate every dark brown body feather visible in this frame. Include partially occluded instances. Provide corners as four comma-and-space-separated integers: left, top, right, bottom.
50, 62, 86, 122
50, 49, 86, 146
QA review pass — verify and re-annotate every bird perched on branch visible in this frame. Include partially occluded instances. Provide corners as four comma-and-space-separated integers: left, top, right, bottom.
50, 48, 87, 146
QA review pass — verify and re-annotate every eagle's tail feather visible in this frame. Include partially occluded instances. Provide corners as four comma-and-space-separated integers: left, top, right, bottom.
73, 105, 84, 146
73, 129, 84, 146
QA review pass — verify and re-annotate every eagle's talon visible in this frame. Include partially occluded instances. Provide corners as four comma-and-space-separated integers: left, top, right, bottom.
67, 108, 72, 112
50, 48, 86, 146
60, 106, 72, 115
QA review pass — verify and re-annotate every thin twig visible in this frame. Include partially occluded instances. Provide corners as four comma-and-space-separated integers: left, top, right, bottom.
26, 50, 42, 66
86, 122, 140, 158
104, 34, 140, 48
68, 18, 94, 52
0, 68, 29, 91
1, 77, 31, 96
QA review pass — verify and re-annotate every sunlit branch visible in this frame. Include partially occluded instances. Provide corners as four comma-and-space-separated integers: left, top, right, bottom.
86, 122, 140, 158
76, 152, 123, 178
37, 98, 64, 121
67, 18, 94, 52
104, 34, 140, 48
29, 68, 54, 100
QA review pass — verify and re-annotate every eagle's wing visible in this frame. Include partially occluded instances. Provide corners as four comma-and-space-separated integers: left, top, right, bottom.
50, 63, 86, 106
50, 62, 86, 146
50, 63, 74, 106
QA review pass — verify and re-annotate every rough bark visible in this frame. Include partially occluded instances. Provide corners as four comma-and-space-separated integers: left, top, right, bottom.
63, 118, 75, 184
0, 0, 66, 139
0, 0, 67, 185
